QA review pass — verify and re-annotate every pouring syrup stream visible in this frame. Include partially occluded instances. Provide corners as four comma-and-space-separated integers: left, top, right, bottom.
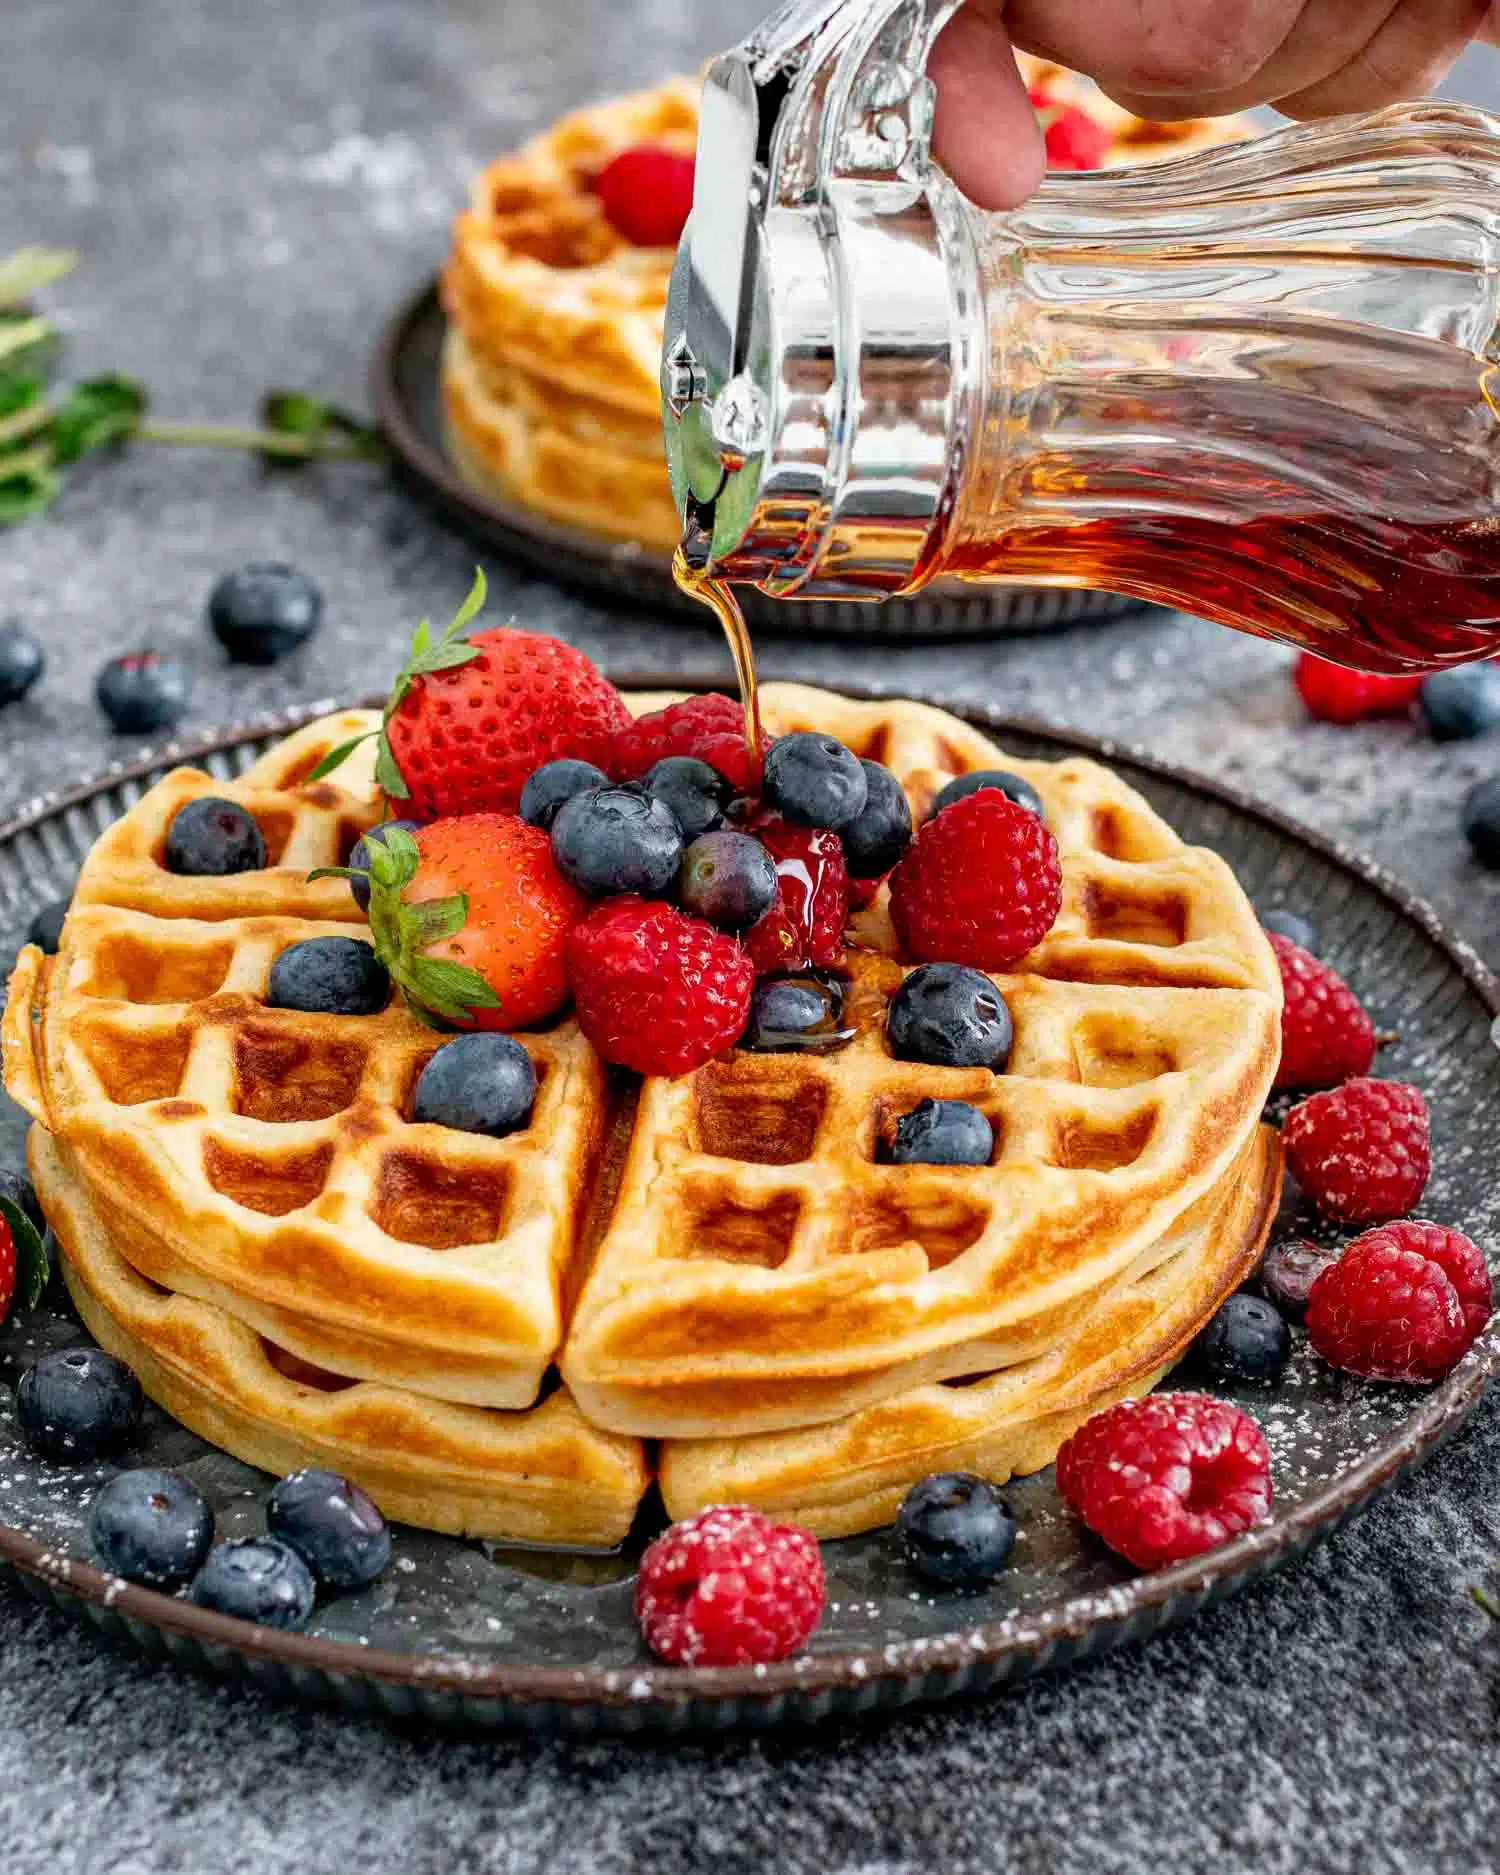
672, 547, 764, 774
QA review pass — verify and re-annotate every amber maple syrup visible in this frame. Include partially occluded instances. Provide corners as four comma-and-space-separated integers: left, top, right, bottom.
672, 547, 764, 767
940, 510, 1500, 674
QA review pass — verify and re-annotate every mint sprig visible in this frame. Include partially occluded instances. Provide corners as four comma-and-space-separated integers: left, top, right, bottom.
308, 569, 488, 799
308, 826, 500, 1029
0, 1193, 51, 1313
0, 246, 387, 527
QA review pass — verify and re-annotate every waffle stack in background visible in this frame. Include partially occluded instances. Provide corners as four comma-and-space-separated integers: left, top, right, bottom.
438, 72, 1259, 553
2, 687, 1283, 1544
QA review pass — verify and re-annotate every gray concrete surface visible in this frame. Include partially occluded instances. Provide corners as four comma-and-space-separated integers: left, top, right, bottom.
4, 4, 1500, 1871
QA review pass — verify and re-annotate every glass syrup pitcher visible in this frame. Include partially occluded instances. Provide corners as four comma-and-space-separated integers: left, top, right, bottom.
661, 0, 1500, 672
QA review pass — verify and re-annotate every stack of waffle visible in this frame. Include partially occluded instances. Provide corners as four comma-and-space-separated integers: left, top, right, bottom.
3, 686, 1282, 1545
439, 72, 1257, 553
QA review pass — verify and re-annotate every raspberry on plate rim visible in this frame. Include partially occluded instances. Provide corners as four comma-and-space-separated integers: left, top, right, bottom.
634, 1506, 826, 1667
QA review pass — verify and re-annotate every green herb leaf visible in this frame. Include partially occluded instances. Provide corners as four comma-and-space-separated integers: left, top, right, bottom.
50, 373, 147, 464
0, 1194, 51, 1312
308, 732, 377, 781
261, 390, 389, 464
0, 247, 77, 309
0, 447, 60, 523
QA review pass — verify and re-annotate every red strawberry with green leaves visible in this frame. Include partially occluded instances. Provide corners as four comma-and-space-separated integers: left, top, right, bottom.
313, 818, 584, 1029
312, 571, 629, 819
0, 1183, 51, 1327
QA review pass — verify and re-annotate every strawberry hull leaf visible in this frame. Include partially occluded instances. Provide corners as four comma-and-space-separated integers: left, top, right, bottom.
308, 732, 377, 782
0, 1194, 51, 1311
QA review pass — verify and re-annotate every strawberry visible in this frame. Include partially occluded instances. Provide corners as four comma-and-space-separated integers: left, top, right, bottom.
744, 823, 849, 975
611, 692, 761, 793
568, 897, 753, 1075
1030, 88, 1112, 170
312, 571, 629, 819
593, 145, 695, 249
0, 1180, 50, 1325
318, 818, 584, 1029
1293, 653, 1422, 725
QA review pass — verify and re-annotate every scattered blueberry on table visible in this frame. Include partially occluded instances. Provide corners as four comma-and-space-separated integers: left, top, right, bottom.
1186, 1292, 1291, 1386
266, 1466, 391, 1591
207, 563, 324, 665
0, 622, 45, 707
95, 651, 190, 736
1260, 907, 1319, 953
1419, 663, 1500, 742
190, 1536, 317, 1629
1462, 775, 1500, 868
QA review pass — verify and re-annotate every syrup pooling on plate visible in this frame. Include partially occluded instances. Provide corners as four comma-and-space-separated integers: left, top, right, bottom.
672, 547, 763, 772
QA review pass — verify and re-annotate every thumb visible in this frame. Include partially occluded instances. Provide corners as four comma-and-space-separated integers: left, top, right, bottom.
929, 4, 1047, 209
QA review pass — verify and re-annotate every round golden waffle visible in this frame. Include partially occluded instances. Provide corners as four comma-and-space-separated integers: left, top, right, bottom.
439, 74, 1257, 552
3, 684, 1281, 1540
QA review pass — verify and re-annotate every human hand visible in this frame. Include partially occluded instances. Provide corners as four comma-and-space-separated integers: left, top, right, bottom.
931, 0, 1500, 207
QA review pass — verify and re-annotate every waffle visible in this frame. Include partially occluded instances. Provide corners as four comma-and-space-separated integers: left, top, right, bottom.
3, 683, 1281, 1540
3, 710, 609, 1411
31, 1133, 647, 1547
439, 74, 1256, 550
660, 1123, 1281, 1536
561, 685, 1282, 1438
440, 77, 696, 551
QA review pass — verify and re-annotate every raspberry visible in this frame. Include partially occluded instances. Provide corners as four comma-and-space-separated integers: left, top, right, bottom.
593, 145, 695, 250
1031, 89, 1112, 170
611, 693, 760, 794
889, 791, 1062, 971
1055, 1393, 1273, 1571
1293, 653, 1422, 725
1282, 1078, 1430, 1225
568, 896, 753, 1076
744, 823, 849, 974
1306, 1221, 1493, 1382
386, 629, 629, 820
634, 1506, 825, 1667
1268, 933, 1377, 1090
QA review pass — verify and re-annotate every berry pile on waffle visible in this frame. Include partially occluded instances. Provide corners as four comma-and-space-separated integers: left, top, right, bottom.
2, 582, 1299, 1557
439, 70, 1256, 552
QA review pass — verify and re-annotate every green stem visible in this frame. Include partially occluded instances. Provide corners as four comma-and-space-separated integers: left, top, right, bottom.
0, 400, 53, 448
133, 418, 320, 458
0, 441, 55, 480
0, 316, 53, 365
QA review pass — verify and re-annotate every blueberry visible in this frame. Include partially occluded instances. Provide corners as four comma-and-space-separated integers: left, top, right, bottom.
15, 1348, 142, 1462
207, 563, 323, 665
90, 1466, 214, 1589
347, 819, 420, 912
644, 756, 730, 843
761, 732, 868, 830
411, 1033, 536, 1138
519, 759, 610, 833
898, 1473, 1019, 1590
887, 964, 1013, 1069
1258, 1236, 1338, 1318
839, 761, 914, 878
1260, 907, 1319, 953
679, 830, 778, 932
267, 1467, 392, 1591
164, 797, 268, 876
1463, 776, 1500, 868
95, 651, 190, 736
1186, 1292, 1290, 1386
26, 895, 70, 955
0, 1169, 46, 1240
0, 622, 44, 706
267, 937, 389, 1015
741, 972, 854, 1054
550, 786, 682, 896
888, 1098, 993, 1166
191, 1537, 316, 1629
1419, 663, 1500, 742
930, 769, 1044, 823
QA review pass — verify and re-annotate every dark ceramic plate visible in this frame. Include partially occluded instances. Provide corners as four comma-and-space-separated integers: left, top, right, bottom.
370, 281, 1146, 641
1, 686, 1497, 1736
